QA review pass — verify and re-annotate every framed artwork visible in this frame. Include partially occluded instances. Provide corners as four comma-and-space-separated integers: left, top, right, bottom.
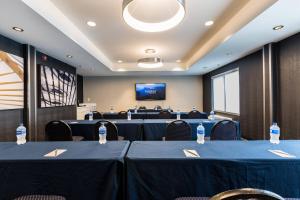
0, 50, 24, 110
39, 65, 76, 107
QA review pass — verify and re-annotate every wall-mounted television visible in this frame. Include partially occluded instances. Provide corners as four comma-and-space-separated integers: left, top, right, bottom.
135, 83, 166, 100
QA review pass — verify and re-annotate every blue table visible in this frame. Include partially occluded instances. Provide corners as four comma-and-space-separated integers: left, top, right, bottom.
103, 112, 207, 119
126, 140, 300, 200
143, 119, 240, 140
0, 141, 129, 200
65, 119, 144, 141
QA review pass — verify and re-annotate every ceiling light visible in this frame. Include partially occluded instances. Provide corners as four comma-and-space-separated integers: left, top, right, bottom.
205, 20, 214, 26
66, 55, 73, 58
117, 60, 123, 63
145, 49, 156, 54
87, 21, 96, 27
172, 67, 183, 71
122, 0, 185, 32
176, 59, 181, 63
273, 25, 284, 30
12, 27, 24, 32
118, 68, 126, 72
137, 57, 163, 68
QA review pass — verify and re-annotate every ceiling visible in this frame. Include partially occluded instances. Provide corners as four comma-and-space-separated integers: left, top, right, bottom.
0, 0, 299, 76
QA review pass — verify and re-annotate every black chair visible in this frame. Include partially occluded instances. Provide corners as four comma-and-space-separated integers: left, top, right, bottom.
118, 111, 128, 119
95, 120, 119, 140
165, 120, 192, 141
139, 106, 147, 110
210, 188, 285, 200
45, 120, 73, 141
84, 111, 102, 120
188, 110, 208, 119
158, 110, 172, 119
154, 105, 162, 110
14, 195, 66, 200
210, 120, 238, 140
175, 197, 208, 200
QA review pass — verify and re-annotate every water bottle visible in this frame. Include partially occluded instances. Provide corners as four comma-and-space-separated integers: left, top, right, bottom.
134, 106, 138, 114
128, 110, 132, 120
192, 106, 196, 111
197, 122, 205, 144
88, 111, 93, 121
168, 106, 171, 112
270, 122, 280, 144
99, 122, 107, 144
110, 106, 114, 113
16, 123, 26, 145
177, 110, 180, 120
209, 110, 215, 120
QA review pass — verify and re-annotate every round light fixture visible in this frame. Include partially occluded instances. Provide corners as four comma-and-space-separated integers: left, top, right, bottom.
145, 49, 156, 54
87, 21, 96, 27
117, 60, 123, 63
273, 25, 284, 30
176, 59, 181, 63
12, 27, 24, 32
172, 67, 183, 71
66, 55, 73, 58
122, 0, 185, 32
205, 20, 214, 26
137, 57, 163, 68
118, 68, 126, 72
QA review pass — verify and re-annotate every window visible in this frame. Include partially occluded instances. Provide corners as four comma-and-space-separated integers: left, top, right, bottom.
212, 69, 239, 114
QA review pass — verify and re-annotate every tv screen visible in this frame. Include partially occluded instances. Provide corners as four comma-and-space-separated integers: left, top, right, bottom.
135, 83, 166, 100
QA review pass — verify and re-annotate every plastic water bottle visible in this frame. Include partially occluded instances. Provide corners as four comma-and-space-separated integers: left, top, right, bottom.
134, 106, 138, 114
177, 110, 181, 120
209, 110, 215, 120
88, 111, 93, 121
110, 106, 114, 113
99, 122, 107, 144
270, 122, 280, 144
168, 106, 171, 112
16, 123, 26, 145
128, 110, 132, 120
192, 106, 196, 111
197, 122, 205, 144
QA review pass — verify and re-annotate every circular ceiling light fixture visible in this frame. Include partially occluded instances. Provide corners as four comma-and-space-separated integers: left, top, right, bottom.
273, 25, 284, 30
12, 27, 24, 32
87, 21, 96, 27
137, 57, 163, 68
122, 0, 185, 32
205, 20, 214, 26
145, 49, 156, 54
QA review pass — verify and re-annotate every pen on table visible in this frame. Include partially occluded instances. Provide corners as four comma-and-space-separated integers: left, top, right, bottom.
186, 149, 198, 157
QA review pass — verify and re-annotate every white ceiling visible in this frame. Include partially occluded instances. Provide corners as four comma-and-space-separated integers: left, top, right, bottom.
0, 0, 299, 76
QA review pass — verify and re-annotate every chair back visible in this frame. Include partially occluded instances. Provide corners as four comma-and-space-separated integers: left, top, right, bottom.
118, 111, 128, 119
158, 110, 172, 119
45, 120, 73, 141
84, 111, 102, 120
188, 110, 208, 119
166, 120, 192, 141
14, 195, 66, 200
95, 120, 118, 140
210, 188, 285, 200
154, 105, 162, 110
139, 106, 147, 110
211, 120, 238, 140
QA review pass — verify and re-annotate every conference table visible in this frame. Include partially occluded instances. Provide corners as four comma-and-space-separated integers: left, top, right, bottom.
0, 141, 129, 200
126, 140, 300, 200
65, 119, 144, 141
143, 119, 240, 140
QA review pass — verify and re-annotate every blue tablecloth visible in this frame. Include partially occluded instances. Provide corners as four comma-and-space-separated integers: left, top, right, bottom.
0, 141, 130, 200
126, 140, 300, 200
65, 119, 144, 141
143, 119, 240, 140
103, 112, 206, 119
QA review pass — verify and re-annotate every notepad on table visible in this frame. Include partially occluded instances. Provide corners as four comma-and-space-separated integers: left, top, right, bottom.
183, 149, 200, 158
44, 149, 67, 157
268, 149, 296, 158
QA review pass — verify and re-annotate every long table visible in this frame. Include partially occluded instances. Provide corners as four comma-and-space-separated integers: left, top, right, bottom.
65, 119, 144, 141
143, 119, 240, 140
0, 141, 129, 200
126, 140, 300, 200
103, 112, 206, 120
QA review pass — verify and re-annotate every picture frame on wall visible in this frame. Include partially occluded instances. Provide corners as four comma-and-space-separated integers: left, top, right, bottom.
0, 50, 24, 110
38, 64, 76, 108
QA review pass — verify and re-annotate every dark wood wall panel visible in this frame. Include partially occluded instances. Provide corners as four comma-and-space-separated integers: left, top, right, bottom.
203, 51, 264, 139
0, 34, 24, 141
278, 33, 300, 139
77, 75, 83, 104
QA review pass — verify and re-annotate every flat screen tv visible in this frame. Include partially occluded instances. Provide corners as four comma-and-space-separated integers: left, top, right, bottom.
135, 83, 166, 100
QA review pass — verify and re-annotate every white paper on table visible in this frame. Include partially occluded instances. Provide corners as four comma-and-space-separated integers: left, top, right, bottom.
44, 149, 67, 157
70, 121, 78, 124
268, 149, 296, 158
183, 149, 200, 158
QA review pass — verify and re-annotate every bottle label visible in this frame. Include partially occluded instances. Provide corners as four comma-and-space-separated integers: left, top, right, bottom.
197, 129, 204, 135
99, 129, 106, 135
16, 130, 22, 136
271, 129, 279, 134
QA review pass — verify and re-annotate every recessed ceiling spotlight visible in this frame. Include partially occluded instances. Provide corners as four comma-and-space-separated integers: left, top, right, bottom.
12, 27, 24, 32
87, 21, 96, 27
122, 0, 186, 32
205, 20, 214, 26
137, 57, 163, 68
273, 25, 284, 30
176, 59, 181, 63
118, 68, 126, 72
145, 49, 156, 54
117, 60, 123, 63
66, 55, 73, 58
